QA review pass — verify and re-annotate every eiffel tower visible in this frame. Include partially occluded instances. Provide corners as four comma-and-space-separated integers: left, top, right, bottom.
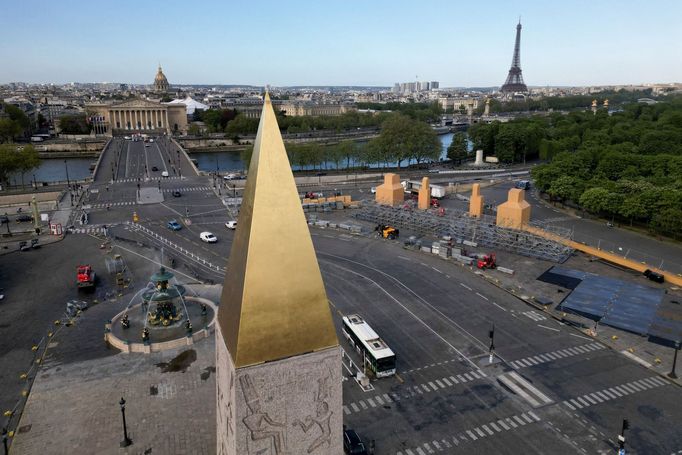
501, 20, 528, 93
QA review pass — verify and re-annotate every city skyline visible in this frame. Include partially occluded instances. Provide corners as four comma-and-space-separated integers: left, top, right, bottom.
2, 0, 681, 87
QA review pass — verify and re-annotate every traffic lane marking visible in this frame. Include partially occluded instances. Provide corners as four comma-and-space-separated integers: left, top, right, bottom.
460, 283, 473, 291
537, 324, 560, 332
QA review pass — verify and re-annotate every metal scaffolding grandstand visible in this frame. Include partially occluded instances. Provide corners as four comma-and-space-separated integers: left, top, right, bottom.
354, 202, 573, 263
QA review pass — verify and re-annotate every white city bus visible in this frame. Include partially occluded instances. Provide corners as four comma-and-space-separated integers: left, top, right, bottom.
342, 314, 396, 378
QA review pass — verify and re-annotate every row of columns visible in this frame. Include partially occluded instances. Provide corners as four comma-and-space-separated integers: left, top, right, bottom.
109, 109, 170, 131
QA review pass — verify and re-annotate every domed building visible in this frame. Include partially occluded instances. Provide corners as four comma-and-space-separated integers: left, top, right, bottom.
154, 65, 169, 93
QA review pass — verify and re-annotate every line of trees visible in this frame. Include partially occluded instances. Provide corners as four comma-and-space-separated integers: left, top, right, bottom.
239, 114, 442, 171
195, 108, 388, 136
529, 97, 682, 239
0, 144, 41, 187
476, 89, 660, 115
194, 101, 444, 136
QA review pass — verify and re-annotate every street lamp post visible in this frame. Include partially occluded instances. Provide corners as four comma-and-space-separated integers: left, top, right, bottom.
488, 323, 495, 364
669, 342, 680, 379
119, 397, 132, 447
618, 419, 629, 454
2, 427, 8, 455
64, 159, 70, 186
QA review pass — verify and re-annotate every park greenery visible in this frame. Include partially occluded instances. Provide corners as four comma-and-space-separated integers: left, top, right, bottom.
194, 101, 445, 136
0, 144, 41, 187
525, 98, 682, 238
477, 90, 660, 114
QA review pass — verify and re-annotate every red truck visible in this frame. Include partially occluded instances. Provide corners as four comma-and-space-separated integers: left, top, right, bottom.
77, 265, 96, 289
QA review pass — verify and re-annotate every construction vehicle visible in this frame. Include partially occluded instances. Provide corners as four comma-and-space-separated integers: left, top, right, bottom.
77, 265, 96, 289
476, 253, 496, 270
376, 224, 399, 240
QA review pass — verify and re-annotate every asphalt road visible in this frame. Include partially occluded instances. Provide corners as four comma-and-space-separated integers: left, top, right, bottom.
3, 140, 680, 454
313, 232, 682, 454
456, 180, 682, 276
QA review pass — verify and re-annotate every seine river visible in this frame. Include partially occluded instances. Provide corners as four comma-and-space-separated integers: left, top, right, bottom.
192, 133, 458, 173
21, 133, 459, 183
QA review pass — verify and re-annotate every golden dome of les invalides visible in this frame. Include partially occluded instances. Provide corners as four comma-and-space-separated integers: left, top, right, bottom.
154, 65, 169, 92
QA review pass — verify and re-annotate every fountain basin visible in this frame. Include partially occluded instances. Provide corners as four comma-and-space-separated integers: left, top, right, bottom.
106, 296, 217, 353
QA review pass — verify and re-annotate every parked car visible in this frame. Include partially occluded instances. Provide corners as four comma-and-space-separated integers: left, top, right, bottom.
370, 187, 376, 194
149, 139, 154, 143
225, 221, 237, 230
172, 190, 181, 197
16, 214, 32, 223
343, 428, 368, 455
151, 166, 159, 172
200, 231, 217, 243
167, 220, 182, 231
0, 215, 8, 224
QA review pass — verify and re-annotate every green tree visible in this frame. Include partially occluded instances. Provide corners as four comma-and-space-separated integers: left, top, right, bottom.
0, 144, 20, 184
59, 115, 91, 134
619, 195, 648, 226
0, 118, 22, 143
368, 114, 412, 168
226, 114, 259, 135
187, 124, 202, 136
407, 121, 441, 165
650, 208, 682, 239
579, 187, 611, 214
240, 145, 254, 170
548, 175, 583, 203
447, 133, 468, 165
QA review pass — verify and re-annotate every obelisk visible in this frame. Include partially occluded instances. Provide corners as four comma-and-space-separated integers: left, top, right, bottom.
216, 93, 342, 454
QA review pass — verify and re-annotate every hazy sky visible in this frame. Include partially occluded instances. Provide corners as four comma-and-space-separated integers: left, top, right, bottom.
2, 0, 681, 87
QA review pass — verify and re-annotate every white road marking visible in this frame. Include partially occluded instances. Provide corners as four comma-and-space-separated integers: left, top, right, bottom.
460, 283, 473, 291
621, 350, 653, 368
537, 324, 560, 332
491, 301, 507, 312
476, 292, 489, 301
570, 333, 592, 341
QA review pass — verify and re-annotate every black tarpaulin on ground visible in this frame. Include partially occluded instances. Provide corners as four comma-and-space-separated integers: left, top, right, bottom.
539, 266, 681, 344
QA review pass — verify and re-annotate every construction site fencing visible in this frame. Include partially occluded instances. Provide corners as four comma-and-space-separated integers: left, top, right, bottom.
354, 202, 573, 263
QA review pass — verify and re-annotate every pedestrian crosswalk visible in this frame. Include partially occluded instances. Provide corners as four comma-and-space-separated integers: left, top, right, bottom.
343, 369, 487, 416
87, 201, 137, 209
162, 186, 211, 193
68, 226, 108, 235
396, 410, 541, 454
114, 176, 185, 183
563, 376, 668, 411
522, 310, 547, 322
509, 342, 605, 370
497, 371, 554, 408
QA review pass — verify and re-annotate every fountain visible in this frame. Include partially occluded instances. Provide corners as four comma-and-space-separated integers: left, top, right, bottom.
105, 266, 217, 353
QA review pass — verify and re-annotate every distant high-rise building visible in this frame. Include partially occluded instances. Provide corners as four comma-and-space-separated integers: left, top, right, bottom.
393, 83, 400, 94
419, 81, 430, 91
430, 81, 439, 90
500, 21, 528, 94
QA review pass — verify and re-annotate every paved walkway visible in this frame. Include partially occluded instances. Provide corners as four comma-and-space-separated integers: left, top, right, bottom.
10, 336, 216, 455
